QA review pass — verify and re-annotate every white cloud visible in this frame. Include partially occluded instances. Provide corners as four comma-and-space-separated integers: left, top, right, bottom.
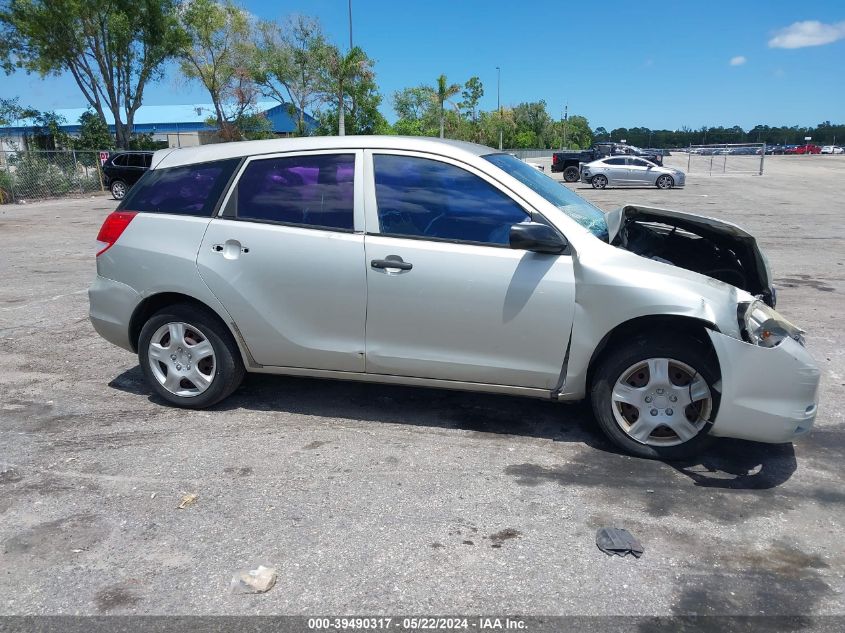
768, 20, 845, 49
729, 55, 747, 66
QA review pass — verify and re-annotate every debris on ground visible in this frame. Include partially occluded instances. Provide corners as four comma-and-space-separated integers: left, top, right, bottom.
488, 528, 522, 549
176, 493, 197, 509
0, 468, 22, 484
230, 566, 278, 594
596, 527, 644, 558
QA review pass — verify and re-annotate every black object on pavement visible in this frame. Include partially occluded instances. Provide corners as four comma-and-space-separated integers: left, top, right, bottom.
596, 527, 644, 558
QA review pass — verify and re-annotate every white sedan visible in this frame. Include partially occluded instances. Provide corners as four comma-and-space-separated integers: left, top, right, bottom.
581, 156, 686, 189
821, 145, 844, 154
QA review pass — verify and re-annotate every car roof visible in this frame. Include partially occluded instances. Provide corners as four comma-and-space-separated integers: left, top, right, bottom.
151, 136, 498, 170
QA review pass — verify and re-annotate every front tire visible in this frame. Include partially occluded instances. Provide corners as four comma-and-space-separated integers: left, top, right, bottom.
656, 174, 674, 189
590, 335, 719, 460
563, 166, 580, 182
138, 303, 245, 409
591, 174, 608, 189
111, 180, 127, 200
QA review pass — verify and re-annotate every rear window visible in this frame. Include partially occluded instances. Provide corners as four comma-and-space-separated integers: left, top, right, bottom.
119, 158, 240, 217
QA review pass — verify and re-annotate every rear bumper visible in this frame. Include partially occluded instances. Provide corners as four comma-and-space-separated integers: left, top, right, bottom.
89, 275, 140, 353
707, 330, 820, 443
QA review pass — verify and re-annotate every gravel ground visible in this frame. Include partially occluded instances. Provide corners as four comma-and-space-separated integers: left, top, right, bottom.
0, 154, 843, 618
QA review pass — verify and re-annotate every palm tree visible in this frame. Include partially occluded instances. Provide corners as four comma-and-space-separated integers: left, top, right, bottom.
431, 74, 461, 139
322, 45, 372, 136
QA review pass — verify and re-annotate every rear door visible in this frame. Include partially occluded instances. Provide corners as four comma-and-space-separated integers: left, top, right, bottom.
124, 153, 149, 185
197, 150, 367, 371
626, 157, 653, 184
602, 157, 628, 184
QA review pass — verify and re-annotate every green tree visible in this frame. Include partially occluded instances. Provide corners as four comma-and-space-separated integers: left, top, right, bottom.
392, 86, 438, 136
1, 0, 185, 148
179, 0, 257, 141
459, 76, 483, 122
320, 45, 372, 136
252, 15, 326, 136
429, 74, 461, 139
559, 115, 593, 149
75, 110, 114, 151
29, 110, 71, 150
0, 97, 36, 125
512, 101, 552, 147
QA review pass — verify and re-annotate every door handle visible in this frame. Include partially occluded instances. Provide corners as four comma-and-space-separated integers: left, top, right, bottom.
212, 243, 249, 254
371, 257, 412, 271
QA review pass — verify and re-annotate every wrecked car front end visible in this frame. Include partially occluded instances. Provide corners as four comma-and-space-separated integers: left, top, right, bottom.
559, 206, 820, 444
606, 205, 777, 308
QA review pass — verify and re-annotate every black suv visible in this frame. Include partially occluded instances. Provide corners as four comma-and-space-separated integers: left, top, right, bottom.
102, 151, 154, 200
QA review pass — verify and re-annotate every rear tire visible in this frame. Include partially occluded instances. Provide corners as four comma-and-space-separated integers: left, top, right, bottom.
590, 335, 719, 460
563, 166, 580, 183
138, 303, 245, 409
591, 174, 608, 189
111, 180, 127, 200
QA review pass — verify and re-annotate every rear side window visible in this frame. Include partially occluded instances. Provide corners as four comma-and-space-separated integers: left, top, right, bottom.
373, 154, 528, 245
127, 154, 145, 167
235, 153, 355, 230
604, 157, 626, 165
120, 158, 240, 216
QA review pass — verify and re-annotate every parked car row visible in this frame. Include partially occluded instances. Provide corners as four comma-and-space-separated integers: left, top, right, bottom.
552, 143, 663, 182
579, 156, 685, 189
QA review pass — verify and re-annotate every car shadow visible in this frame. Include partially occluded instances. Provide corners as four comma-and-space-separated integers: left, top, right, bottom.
108, 366, 797, 491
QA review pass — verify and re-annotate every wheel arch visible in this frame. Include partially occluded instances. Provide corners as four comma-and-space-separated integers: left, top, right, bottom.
128, 292, 255, 367
585, 314, 721, 391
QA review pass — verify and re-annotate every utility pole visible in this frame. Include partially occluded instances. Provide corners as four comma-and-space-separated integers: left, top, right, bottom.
496, 66, 502, 150
563, 103, 568, 148
348, 0, 353, 49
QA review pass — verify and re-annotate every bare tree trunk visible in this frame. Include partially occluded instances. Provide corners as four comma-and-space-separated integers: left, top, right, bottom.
338, 90, 345, 136
439, 104, 445, 138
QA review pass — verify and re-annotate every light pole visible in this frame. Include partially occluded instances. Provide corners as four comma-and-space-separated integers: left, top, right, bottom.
348, 0, 353, 49
496, 66, 502, 150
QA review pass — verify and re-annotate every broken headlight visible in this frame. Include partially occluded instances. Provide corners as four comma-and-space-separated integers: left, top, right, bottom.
739, 300, 805, 347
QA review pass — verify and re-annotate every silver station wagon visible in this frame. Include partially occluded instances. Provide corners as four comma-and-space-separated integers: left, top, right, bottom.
89, 136, 819, 459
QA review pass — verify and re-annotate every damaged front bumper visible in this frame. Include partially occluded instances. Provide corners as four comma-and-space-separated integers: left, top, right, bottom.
707, 330, 820, 443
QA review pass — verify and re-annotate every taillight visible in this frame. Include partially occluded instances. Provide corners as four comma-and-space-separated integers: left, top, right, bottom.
96, 211, 137, 256
552, 154, 558, 164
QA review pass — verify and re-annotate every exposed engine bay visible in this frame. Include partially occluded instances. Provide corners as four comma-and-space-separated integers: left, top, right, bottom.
606, 206, 776, 307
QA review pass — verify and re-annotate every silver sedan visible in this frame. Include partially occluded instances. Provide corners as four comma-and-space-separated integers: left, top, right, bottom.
581, 156, 686, 189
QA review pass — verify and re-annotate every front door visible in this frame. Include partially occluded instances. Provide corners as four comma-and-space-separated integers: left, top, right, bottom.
363, 151, 576, 390
197, 150, 367, 371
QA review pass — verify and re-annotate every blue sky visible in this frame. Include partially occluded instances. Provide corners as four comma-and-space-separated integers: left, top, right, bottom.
3, 0, 844, 131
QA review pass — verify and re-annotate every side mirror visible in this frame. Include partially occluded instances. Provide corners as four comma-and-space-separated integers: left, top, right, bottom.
509, 222, 568, 254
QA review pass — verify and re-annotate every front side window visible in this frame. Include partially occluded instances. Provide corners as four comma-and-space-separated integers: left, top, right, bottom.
373, 154, 528, 245
629, 158, 651, 167
235, 153, 355, 230
119, 158, 240, 216
111, 154, 127, 167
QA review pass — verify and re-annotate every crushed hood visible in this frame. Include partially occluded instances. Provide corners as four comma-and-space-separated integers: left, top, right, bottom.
606, 205, 757, 242
606, 205, 775, 307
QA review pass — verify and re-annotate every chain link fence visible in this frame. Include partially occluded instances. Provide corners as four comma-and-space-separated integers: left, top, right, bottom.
682, 143, 766, 175
0, 149, 108, 204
